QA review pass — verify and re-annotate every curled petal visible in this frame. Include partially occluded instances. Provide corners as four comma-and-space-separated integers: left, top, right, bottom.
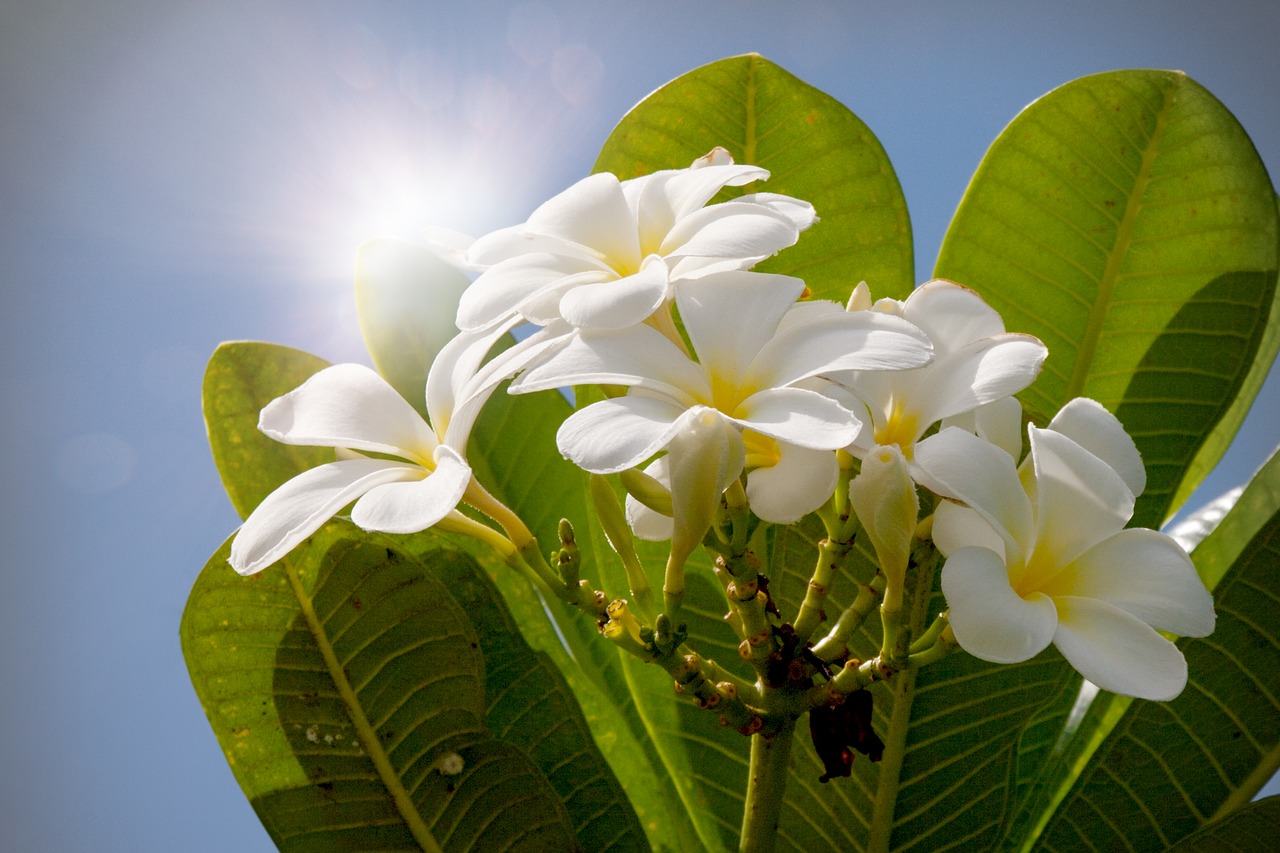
751, 311, 933, 390
901, 279, 1006, 353
229, 458, 424, 575
662, 202, 799, 265
667, 408, 744, 569
625, 458, 675, 541
734, 387, 861, 450
350, 446, 473, 534
942, 546, 1058, 664
747, 443, 838, 524
556, 395, 686, 473
559, 255, 670, 330
456, 254, 602, 331
525, 172, 640, 265
1047, 398, 1145, 498
511, 325, 707, 403
737, 191, 817, 231
904, 333, 1046, 428
259, 364, 437, 464
1049, 529, 1215, 637
913, 428, 1032, 561
1052, 596, 1189, 700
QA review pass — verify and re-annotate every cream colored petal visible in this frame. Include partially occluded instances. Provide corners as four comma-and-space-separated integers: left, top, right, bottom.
1046, 397, 1145, 498
1048, 529, 1215, 637
747, 443, 838, 524
350, 446, 472, 534
942, 546, 1058, 664
1052, 596, 1189, 701
229, 459, 424, 575
259, 364, 437, 464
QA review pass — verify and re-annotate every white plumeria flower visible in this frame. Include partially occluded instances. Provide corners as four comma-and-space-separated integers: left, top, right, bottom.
830, 279, 1047, 460
913, 398, 1215, 700
438, 148, 816, 333
228, 320, 525, 575
510, 270, 933, 561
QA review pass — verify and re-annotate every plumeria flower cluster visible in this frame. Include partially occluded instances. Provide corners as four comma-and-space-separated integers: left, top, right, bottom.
229, 147, 1214, 705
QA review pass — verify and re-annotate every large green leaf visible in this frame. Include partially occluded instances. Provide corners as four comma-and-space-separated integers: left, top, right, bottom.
1164, 795, 1280, 852
1170, 198, 1280, 517
1031, 446, 1280, 850
182, 524, 580, 851
594, 53, 914, 302
935, 69, 1278, 528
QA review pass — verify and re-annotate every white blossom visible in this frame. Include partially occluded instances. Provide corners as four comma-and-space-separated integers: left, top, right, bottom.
228, 321, 523, 575
438, 148, 816, 333
914, 399, 1214, 700
510, 270, 932, 557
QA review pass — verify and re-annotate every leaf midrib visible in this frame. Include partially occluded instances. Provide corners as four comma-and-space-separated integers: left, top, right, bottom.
284, 557, 443, 853
1064, 78, 1177, 402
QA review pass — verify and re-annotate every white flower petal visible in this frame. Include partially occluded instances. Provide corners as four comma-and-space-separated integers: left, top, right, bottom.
902, 279, 1006, 354
525, 172, 640, 266
734, 387, 860, 450
904, 333, 1046, 427
350, 445, 472, 534
1047, 398, 1146, 498
677, 271, 804, 383
666, 408, 744, 567
737, 191, 818, 231
229, 458, 424, 575
662, 202, 799, 264
1027, 426, 1134, 569
1050, 529, 1215, 637
259, 364, 437, 464
556, 395, 686, 473
747, 443, 838, 524
625, 458, 675, 541
752, 310, 932, 390
913, 428, 1033, 557
932, 500, 1006, 559
559, 255, 670, 330
656, 162, 771, 221
463, 223, 589, 267
941, 546, 1058, 663
511, 325, 707, 403
456, 254, 602, 331
942, 395, 1024, 460
1052, 596, 1189, 700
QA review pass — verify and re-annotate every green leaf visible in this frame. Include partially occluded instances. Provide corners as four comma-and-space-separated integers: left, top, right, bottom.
203, 341, 333, 519
594, 53, 914, 303
1031, 446, 1280, 850
1170, 198, 1280, 516
181, 523, 579, 852
399, 539, 651, 852
355, 238, 471, 412
935, 69, 1279, 528
1164, 795, 1280, 852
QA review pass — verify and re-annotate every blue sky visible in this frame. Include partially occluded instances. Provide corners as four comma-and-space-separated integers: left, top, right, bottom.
3, 1, 1277, 849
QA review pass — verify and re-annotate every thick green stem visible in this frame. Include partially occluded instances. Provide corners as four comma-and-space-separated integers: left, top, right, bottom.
740, 717, 797, 853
